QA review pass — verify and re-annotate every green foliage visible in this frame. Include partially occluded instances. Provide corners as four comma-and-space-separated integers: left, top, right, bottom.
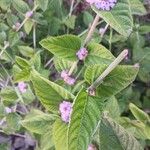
31, 70, 75, 112
84, 65, 139, 97
53, 118, 68, 150
92, 0, 134, 37
99, 115, 143, 150
85, 42, 115, 65
21, 109, 56, 134
68, 89, 104, 150
40, 35, 81, 61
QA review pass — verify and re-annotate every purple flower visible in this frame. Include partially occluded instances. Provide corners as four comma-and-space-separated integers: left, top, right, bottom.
76, 48, 88, 60
12, 22, 21, 30
18, 82, 27, 93
88, 144, 97, 150
64, 77, 76, 85
86, 0, 117, 11
59, 101, 72, 123
60, 70, 76, 85
61, 70, 68, 79
25, 11, 33, 18
5, 107, 12, 114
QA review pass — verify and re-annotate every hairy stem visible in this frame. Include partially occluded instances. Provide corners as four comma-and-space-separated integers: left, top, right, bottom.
83, 14, 100, 47
88, 49, 128, 91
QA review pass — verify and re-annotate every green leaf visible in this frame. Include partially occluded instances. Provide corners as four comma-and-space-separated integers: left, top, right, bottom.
24, 19, 34, 35
53, 118, 68, 150
40, 128, 55, 150
31, 70, 75, 112
129, 103, 150, 123
18, 46, 35, 58
6, 113, 22, 133
40, 35, 81, 61
85, 42, 115, 65
99, 115, 143, 150
21, 109, 56, 134
12, 0, 30, 13
83, 11, 94, 26
68, 89, 104, 150
130, 0, 146, 15
53, 57, 77, 73
36, 0, 49, 11
14, 68, 31, 82
92, 0, 133, 37
0, 0, 11, 11
64, 15, 76, 29
15, 56, 30, 69
84, 65, 139, 97
104, 96, 120, 119
0, 86, 18, 105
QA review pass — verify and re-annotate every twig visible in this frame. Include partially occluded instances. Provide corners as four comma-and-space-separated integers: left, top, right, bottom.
83, 14, 100, 47
88, 49, 128, 92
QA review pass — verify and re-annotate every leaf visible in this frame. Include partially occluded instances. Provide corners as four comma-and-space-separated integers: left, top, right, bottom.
21, 109, 56, 134
83, 11, 94, 26
12, 0, 30, 13
64, 15, 76, 29
14, 68, 31, 82
40, 128, 55, 150
85, 42, 115, 66
92, 0, 133, 37
53, 57, 77, 73
0, 86, 18, 105
129, 103, 150, 123
104, 96, 120, 119
6, 113, 22, 133
99, 115, 143, 150
15, 56, 30, 69
24, 19, 34, 35
18, 46, 35, 58
40, 35, 81, 61
84, 65, 139, 97
130, 0, 146, 15
68, 89, 104, 150
53, 118, 68, 150
31, 70, 75, 112
36, 0, 49, 11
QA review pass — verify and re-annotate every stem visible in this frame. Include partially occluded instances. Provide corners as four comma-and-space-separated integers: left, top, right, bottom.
83, 14, 100, 47
16, 5, 38, 32
69, 0, 75, 17
0, 42, 9, 58
88, 49, 128, 91
109, 27, 113, 51
33, 23, 36, 49
100, 23, 109, 38
68, 61, 78, 76
68, 14, 100, 76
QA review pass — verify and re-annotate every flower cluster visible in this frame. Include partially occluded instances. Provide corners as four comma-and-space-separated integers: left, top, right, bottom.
88, 144, 97, 150
61, 70, 76, 85
12, 22, 21, 31
86, 0, 117, 11
76, 47, 88, 60
18, 82, 27, 93
59, 101, 72, 123
25, 11, 33, 18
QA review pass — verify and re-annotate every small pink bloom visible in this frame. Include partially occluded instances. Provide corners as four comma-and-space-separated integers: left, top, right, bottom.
59, 101, 72, 123
25, 11, 33, 18
61, 70, 69, 79
5, 107, 12, 114
64, 77, 76, 85
88, 144, 97, 150
12, 22, 21, 30
18, 82, 27, 93
60, 70, 76, 85
76, 48, 88, 60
